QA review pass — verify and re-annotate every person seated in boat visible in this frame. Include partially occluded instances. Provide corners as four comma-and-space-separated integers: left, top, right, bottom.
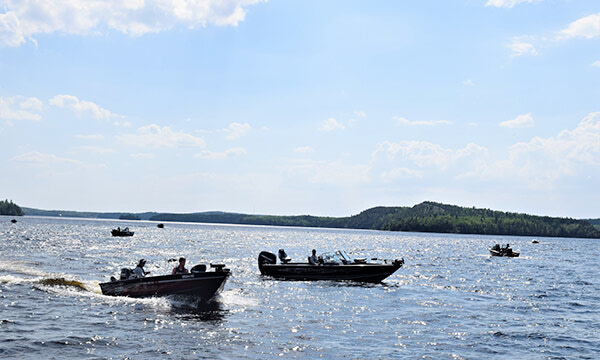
308, 249, 319, 265
172, 257, 189, 275
132, 259, 150, 278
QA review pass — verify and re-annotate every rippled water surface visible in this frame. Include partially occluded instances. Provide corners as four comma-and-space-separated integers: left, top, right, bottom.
1, 216, 599, 359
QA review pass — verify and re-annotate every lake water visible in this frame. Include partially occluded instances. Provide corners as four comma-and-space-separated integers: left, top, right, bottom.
1, 216, 599, 359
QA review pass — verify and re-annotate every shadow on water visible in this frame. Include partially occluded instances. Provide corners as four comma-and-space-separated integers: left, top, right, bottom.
258, 275, 399, 288
166, 295, 229, 322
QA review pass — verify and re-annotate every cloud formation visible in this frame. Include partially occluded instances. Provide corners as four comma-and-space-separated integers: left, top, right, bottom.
117, 124, 206, 147
318, 118, 345, 132
283, 159, 370, 186
373, 140, 487, 171
558, 13, 600, 40
294, 146, 315, 154
508, 37, 538, 57
500, 113, 534, 128
478, 112, 600, 188
0, 0, 265, 47
49, 95, 117, 120
10, 150, 81, 165
224, 122, 251, 140
196, 147, 247, 159
394, 116, 452, 126
0, 96, 43, 121
485, 0, 538, 8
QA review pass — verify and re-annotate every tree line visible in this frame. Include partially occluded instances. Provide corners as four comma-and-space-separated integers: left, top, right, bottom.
0, 200, 24, 216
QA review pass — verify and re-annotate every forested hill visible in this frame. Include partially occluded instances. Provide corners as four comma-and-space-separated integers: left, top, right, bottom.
18, 201, 600, 238
0, 200, 23, 216
148, 202, 600, 239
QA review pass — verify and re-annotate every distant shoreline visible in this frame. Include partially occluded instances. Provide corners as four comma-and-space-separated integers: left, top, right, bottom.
20, 202, 600, 239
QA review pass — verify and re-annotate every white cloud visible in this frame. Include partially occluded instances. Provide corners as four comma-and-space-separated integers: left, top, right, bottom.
283, 159, 370, 186
49, 95, 117, 120
558, 13, 600, 40
130, 153, 155, 159
224, 122, 251, 140
113, 121, 132, 127
508, 37, 538, 57
474, 112, 600, 189
0, 96, 43, 121
0, 0, 265, 47
74, 134, 104, 140
196, 147, 246, 159
318, 117, 345, 132
500, 113, 534, 128
73, 146, 116, 154
393, 116, 452, 126
354, 110, 367, 118
380, 167, 423, 182
485, 0, 538, 8
592, 60, 600, 68
372, 140, 487, 170
117, 124, 206, 147
462, 79, 475, 87
10, 151, 82, 165
294, 146, 315, 154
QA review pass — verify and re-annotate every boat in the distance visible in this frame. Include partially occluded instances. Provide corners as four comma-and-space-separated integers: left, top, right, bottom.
100, 263, 230, 299
111, 227, 134, 237
489, 244, 520, 257
258, 249, 404, 283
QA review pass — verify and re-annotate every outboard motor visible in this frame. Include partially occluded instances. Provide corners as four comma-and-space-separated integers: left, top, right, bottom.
120, 268, 132, 280
190, 264, 206, 273
258, 251, 277, 266
278, 249, 291, 264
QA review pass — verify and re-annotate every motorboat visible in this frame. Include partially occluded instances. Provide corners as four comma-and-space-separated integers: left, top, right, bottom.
111, 227, 134, 237
100, 263, 230, 299
258, 249, 404, 283
489, 244, 520, 257
157, 223, 164, 228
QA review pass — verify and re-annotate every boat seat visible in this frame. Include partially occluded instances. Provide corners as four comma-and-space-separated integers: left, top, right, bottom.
278, 249, 291, 264
191, 264, 206, 273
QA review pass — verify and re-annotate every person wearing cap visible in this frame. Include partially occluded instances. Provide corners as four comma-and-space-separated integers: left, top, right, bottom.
172, 257, 189, 275
132, 259, 150, 278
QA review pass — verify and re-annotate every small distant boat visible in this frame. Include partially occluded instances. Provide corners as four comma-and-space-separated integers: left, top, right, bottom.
10, 219, 17, 223
157, 223, 164, 228
489, 244, 519, 257
258, 249, 404, 283
111, 227, 134, 237
531, 239, 539, 244
100, 263, 230, 299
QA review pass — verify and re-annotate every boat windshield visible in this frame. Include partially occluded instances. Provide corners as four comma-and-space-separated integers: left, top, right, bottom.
319, 252, 341, 265
336, 250, 352, 263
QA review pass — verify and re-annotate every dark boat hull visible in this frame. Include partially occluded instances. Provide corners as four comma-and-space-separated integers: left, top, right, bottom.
111, 230, 134, 237
489, 249, 520, 257
259, 263, 402, 283
99, 271, 229, 299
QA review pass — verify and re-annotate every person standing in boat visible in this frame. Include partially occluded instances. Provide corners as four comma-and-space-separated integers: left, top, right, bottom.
172, 257, 189, 274
308, 249, 319, 265
132, 259, 150, 278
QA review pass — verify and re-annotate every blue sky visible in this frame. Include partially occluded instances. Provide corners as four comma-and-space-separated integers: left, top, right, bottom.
1, 0, 599, 218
